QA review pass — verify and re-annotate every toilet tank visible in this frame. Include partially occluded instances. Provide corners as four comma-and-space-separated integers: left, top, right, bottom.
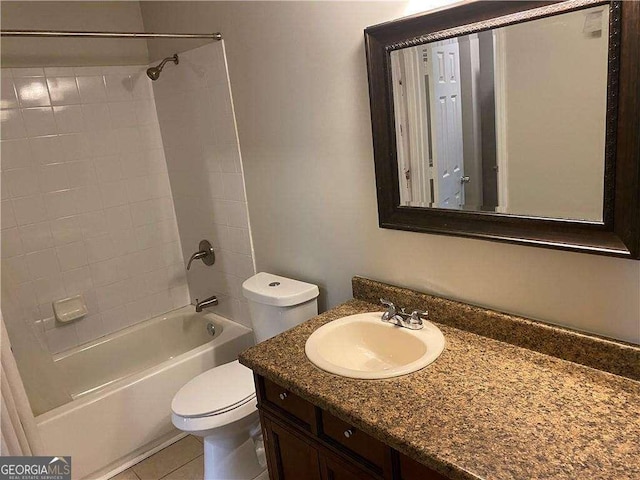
242, 272, 319, 343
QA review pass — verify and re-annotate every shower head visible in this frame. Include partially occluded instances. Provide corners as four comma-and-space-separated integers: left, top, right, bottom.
146, 53, 179, 81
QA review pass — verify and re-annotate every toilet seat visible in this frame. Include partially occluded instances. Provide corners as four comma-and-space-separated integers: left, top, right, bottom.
171, 360, 257, 432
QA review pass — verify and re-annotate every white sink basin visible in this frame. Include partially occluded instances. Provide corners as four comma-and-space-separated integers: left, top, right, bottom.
305, 312, 445, 379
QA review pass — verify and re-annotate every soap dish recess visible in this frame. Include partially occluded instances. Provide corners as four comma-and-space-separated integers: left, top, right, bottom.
53, 295, 88, 323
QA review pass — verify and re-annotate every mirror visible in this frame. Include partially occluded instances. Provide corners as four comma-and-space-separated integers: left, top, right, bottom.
390, 6, 608, 222
365, 0, 640, 258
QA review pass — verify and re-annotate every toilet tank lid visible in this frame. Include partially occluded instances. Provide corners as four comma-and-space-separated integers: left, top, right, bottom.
242, 272, 319, 307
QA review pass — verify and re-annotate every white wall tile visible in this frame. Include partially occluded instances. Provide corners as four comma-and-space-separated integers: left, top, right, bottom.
3, 255, 32, 285
56, 241, 88, 271
25, 248, 60, 279
53, 105, 84, 134
85, 234, 116, 263
1, 109, 27, 140
29, 135, 63, 165
13, 195, 47, 225
93, 155, 123, 183
104, 205, 133, 231
50, 215, 83, 246
1, 227, 23, 258
5, 167, 40, 198
170, 284, 190, 309
47, 77, 80, 105
109, 101, 137, 127
132, 74, 153, 99
22, 107, 57, 137
111, 229, 138, 256
74, 313, 106, 344
44, 67, 74, 77
62, 266, 93, 295
18, 222, 52, 254
133, 99, 157, 125
89, 258, 122, 287
37, 163, 69, 193
95, 279, 134, 311
115, 127, 142, 153
45, 322, 79, 355
226, 201, 249, 228
14, 77, 51, 108
101, 305, 134, 333
44, 190, 77, 219
221, 173, 244, 202
1, 75, 18, 109
12, 68, 44, 78
99, 180, 128, 208
73, 186, 103, 213
65, 160, 97, 188
77, 76, 107, 103
104, 75, 133, 102
120, 151, 147, 178
227, 227, 251, 255
81, 103, 111, 131
78, 211, 108, 238
73, 67, 104, 77
81, 130, 119, 156
1, 139, 33, 170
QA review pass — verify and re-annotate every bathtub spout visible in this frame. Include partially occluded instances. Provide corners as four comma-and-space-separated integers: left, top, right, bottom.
195, 295, 219, 312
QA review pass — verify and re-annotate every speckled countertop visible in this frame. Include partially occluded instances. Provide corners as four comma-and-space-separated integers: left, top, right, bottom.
239, 296, 640, 480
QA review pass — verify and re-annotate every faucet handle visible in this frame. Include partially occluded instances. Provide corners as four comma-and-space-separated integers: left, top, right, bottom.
186, 240, 215, 270
409, 309, 428, 325
380, 298, 396, 320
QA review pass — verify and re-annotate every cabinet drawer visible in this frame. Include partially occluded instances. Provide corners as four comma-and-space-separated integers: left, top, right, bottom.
320, 410, 386, 471
398, 453, 449, 480
262, 377, 315, 428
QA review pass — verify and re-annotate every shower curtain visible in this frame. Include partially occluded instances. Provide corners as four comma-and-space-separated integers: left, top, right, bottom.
0, 313, 43, 455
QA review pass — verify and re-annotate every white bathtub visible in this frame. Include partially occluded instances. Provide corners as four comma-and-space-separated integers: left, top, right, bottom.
35, 306, 254, 480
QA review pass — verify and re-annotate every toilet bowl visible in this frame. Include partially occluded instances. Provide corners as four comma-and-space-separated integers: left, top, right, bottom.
171, 360, 264, 480
171, 273, 319, 479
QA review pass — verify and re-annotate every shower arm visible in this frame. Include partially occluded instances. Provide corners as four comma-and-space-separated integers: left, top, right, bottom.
156, 54, 179, 72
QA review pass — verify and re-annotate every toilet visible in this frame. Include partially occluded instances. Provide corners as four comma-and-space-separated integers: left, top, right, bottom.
171, 272, 319, 480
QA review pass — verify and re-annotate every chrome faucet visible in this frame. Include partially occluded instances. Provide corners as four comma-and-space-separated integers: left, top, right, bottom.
380, 298, 427, 330
195, 295, 219, 312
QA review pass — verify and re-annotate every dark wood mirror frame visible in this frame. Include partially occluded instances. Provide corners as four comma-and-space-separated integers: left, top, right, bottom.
365, 0, 639, 259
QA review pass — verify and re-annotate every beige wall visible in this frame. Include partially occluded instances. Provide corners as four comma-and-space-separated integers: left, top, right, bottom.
1, 1, 149, 66
141, 1, 640, 344
501, 7, 608, 221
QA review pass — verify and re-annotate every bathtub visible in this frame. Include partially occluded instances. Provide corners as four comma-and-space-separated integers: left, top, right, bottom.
35, 306, 254, 480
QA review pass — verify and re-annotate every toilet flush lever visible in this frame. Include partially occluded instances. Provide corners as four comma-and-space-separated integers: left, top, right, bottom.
186, 240, 215, 270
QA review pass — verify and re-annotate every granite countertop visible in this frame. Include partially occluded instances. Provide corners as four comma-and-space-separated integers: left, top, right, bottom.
239, 299, 640, 480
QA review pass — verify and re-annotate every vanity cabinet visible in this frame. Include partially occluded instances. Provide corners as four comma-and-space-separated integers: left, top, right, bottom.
256, 376, 449, 480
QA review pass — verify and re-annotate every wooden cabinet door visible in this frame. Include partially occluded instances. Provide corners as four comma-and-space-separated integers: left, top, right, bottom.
397, 453, 449, 480
320, 453, 375, 480
263, 417, 321, 480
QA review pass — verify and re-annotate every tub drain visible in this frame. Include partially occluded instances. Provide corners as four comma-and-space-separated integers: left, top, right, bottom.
206, 322, 216, 336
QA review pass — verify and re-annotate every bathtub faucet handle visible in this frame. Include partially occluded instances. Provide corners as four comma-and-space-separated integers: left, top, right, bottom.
186, 240, 215, 270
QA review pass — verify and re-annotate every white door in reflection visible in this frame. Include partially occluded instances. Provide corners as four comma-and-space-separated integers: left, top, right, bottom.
392, 39, 465, 209
428, 39, 464, 208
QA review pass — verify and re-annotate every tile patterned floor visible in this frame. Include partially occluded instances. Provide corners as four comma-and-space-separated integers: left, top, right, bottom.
110, 436, 204, 480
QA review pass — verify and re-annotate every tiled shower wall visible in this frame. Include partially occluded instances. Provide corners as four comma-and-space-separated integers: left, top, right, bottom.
153, 42, 255, 327
0, 65, 189, 354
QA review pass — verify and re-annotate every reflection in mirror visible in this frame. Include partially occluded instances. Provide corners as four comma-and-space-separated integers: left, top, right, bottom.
390, 6, 609, 222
